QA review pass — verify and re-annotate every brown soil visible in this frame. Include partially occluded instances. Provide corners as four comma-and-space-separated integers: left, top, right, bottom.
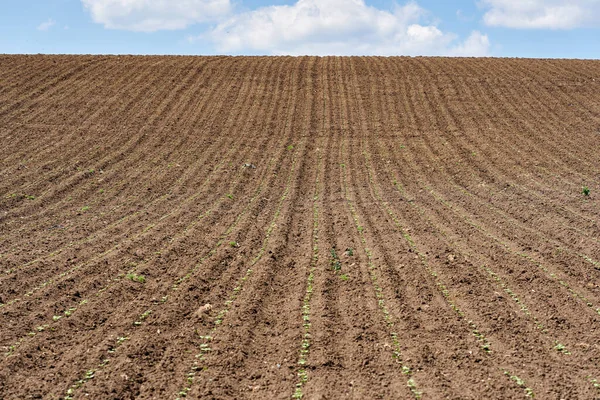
1, 55, 600, 399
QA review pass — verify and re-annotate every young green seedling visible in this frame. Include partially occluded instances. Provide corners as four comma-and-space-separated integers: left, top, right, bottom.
582, 186, 590, 196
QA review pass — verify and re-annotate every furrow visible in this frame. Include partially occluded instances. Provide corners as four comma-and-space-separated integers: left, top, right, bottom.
170, 57, 316, 400
301, 57, 408, 399
365, 57, 600, 397
0, 58, 235, 269
340, 57, 424, 399
0, 57, 169, 189
0, 57, 276, 317
0, 56, 100, 119
0, 57, 302, 399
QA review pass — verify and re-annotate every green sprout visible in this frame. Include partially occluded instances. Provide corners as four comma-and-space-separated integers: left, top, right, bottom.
330, 248, 341, 272
126, 273, 146, 283
554, 343, 571, 354
582, 186, 590, 196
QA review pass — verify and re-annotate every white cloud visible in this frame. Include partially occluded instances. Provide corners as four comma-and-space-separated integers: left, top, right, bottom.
37, 18, 56, 31
81, 0, 231, 32
481, 0, 600, 29
202, 0, 490, 56
448, 31, 490, 56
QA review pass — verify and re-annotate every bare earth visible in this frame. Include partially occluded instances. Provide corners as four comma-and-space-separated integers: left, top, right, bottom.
1, 55, 600, 399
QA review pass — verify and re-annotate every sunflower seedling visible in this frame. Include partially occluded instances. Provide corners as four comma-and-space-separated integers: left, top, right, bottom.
134, 310, 152, 326
126, 273, 146, 283
582, 186, 590, 196
554, 342, 571, 354
330, 248, 341, 272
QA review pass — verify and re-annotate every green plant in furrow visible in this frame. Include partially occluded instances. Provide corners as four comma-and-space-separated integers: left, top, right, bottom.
588, 376, 600, 392
292, 149, 321, 400
552, 342, 571, 355
293, 263, 315, 400
330, 247, 341, 273
108, 336, 129, 353
133, 310, 152, 326
126, 273, 146, 283
580, 254, 600, 271
65, 369, 97, 400
341, 164, 422, 399
4, 193, 36, 201
503, 371, 535, 398
175, 140, 305, 400
425, 187, 600, 317
582, 186, 590, 197
361, 149, 491, 353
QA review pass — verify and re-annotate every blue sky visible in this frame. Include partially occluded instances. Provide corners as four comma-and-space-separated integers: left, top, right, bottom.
1, 0, 599, 58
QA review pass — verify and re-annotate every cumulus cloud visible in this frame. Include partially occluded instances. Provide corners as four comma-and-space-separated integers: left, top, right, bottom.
481, 0, 600, 29
81, 0, 231, 32
202, 0, 490, 56
37, 18, 56, 31
448, 31, 490, 56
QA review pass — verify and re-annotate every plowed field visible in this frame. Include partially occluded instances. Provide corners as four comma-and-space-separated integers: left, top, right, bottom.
1, 55, 600, 399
